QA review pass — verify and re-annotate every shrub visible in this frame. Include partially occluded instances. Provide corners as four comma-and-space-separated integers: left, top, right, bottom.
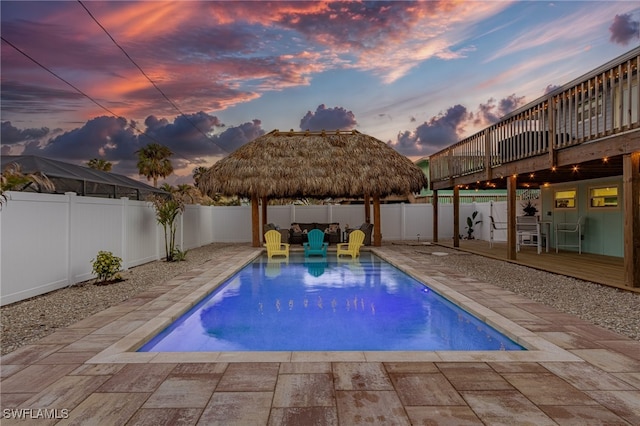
148, 194, 185, 262
91, 251, 123, 283
465, 211, 482, 239
171, 247, 188, 262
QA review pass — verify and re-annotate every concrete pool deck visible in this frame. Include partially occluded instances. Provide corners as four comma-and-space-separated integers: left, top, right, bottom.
1, 244, 639, 424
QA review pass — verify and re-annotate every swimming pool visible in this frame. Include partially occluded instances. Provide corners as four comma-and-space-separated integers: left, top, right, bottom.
138, 253, 524, 352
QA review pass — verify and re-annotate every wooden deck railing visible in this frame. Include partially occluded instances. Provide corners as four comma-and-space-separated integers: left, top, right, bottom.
430, 48, 639, 183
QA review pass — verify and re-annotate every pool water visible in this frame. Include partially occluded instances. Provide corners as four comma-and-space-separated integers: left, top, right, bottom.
138, 253, 524, 352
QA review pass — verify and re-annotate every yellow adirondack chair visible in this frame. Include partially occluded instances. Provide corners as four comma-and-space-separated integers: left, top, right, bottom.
336, 229, 365, 258
264, 230, 290, 259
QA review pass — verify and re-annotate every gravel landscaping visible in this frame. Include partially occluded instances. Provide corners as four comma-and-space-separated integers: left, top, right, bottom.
2, 242, 638, 356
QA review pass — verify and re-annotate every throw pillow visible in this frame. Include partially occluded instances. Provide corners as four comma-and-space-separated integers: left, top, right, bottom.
291, 224, 302, 233
329, 223, 339, 233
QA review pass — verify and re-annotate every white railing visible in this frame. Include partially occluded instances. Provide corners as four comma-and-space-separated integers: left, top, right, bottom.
1, 191, 505, 305
430, 48, 639, 182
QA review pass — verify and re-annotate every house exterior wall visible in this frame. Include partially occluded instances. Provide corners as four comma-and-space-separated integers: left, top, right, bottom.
541, 176, 624, 257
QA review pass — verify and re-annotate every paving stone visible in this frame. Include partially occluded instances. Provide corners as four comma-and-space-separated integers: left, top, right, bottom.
335, 390, 409, 425
0, 364, 26, 379
571, 349, 640, 373
126, 408, 202, 425
539, 404, 630, 425
170, 363, 227, 376
33, 328, 94, 345
279, 362, 331, 374
0, 393, 35, 408
542, 361, 635, 391
461, 390, 557, 426
58, 334, 122, 352
20, 375, 109, 412
1, 364, 78, 394
405, 406, 484, 425
67, 314, 122, 330
92, 319, 148, 336
268, 407, 339, 426
501, 372, 598, 406
333, 362, 393, 390
383, 362, 438, 374
0, 344, 64, 365
536, 331, 605, 350
35, 351, 97, 365
97, 363, 176, 393
612, 372, 640, 389
488, 362, 548, 374
143, 376, 218, 408
273, 373, 334, 407
199, 391, 272, 425
69, 363, 126, 376
56, 392, 149, 425
437, 362, 514, 391
215, 362, 279, 392
389, 373, 465, 405
598, 340, 640, 361
586, 390, 640, 425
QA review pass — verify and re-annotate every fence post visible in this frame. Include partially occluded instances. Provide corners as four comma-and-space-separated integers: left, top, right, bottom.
197, 206, 203, 248
401, 203, 406, 240
121, 197, 129, 270
179, 211, 184, 252
65, 192, 77, 286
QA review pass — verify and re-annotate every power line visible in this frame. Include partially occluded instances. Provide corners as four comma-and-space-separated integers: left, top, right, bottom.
1, 36, 196, 166
77, 0, 228, 155
1, 36, 124, 120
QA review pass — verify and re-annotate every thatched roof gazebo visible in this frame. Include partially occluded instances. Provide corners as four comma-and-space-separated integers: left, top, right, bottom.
198, 129, 428, 247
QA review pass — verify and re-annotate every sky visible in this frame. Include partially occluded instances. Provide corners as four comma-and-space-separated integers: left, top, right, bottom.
1, 1, 639, 186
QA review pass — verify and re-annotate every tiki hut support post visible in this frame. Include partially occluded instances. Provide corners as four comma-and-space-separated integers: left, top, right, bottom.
373, 194, 381, 246
364, 193, 371, 223
251, 194, 260, 247
261, 196, 268, 235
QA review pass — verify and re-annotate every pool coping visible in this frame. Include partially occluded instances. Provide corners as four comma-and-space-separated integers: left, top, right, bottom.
86, 247, 582, 364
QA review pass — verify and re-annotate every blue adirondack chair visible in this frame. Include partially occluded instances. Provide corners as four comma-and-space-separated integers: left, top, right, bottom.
303, 229, 328, 257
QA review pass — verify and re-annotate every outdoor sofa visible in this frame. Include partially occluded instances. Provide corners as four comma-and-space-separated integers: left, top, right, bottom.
345, 222, 374, 246
289, 222, 341, 245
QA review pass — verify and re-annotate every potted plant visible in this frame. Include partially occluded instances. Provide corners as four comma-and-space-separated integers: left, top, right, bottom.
522, 200, 538, 217
465, 211, 482, 239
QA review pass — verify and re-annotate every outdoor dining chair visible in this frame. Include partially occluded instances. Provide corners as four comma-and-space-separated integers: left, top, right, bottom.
555, 216, 585, 254
516, 216, 545, 254
489, 215, 507, 248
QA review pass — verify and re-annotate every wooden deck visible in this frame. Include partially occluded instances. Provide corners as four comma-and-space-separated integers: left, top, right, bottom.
433, 239, 637, 293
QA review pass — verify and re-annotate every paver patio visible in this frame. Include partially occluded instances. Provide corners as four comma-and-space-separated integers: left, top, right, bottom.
1, 244, 639, 425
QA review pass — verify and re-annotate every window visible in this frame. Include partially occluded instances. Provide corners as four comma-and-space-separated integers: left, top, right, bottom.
555, 189, 576, 209
590, 186, 618, 208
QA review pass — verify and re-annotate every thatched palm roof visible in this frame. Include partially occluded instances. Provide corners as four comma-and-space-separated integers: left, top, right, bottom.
198, 129, 427, 198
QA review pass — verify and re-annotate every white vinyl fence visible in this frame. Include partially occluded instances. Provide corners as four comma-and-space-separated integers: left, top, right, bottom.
0, 191, 508, 305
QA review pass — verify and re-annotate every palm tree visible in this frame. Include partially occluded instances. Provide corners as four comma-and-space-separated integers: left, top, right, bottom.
159, 183, 175, 193
135, 143, 173, 187
175, 184, 200, 204
87, 158, 112, 171
192, 166, 208, 186
1, 163, 55, 208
